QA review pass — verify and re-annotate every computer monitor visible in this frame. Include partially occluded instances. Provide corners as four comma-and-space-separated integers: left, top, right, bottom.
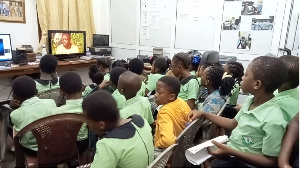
48, 30, 86, 58
93, 34, 109, 47
0, 34, 12, 61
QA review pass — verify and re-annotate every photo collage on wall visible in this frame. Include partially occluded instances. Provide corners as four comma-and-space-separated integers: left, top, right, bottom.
221, 0, 276, 53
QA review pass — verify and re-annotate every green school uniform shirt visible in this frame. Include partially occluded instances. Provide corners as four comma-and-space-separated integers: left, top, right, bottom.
104, 73, 110, 81
112, 89, 126, 110
91, 115, 154, 168
228, 82, 240, 105
35, 78, 60, 93
275, 87, 299, 122
146, 73, 165, 93
10, 97, 56, 151
137, 81, 146, 97
82, 85, 94, 98
51, 99, 88, 141
190, 70, 196, 76
120, 95, 154, 124
228, 96, 288, 156
178, 77, 199, 102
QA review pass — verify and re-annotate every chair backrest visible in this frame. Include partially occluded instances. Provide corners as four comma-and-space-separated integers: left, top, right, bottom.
14, 113, 85, 167
37, 88, 66, 106
200, 51, 219, 65
148, 144, 177, 168
172, 119, 203, 168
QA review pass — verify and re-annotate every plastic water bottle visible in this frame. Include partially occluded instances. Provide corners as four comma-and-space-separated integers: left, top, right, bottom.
86, 48, 91, 56
42, 45, 47, 57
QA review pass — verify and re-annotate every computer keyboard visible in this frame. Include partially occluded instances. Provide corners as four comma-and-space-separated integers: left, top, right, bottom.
62, 58, 83, 62
0, 61, 11, 67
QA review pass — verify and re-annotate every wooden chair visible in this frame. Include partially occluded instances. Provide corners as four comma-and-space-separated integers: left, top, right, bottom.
14, 113, 85, 167
171, 119, 203, 168
37, 88, 66, 106
148, 144, 177, 168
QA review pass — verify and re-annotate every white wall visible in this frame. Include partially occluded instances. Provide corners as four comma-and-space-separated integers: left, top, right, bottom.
0, 0, 39, 52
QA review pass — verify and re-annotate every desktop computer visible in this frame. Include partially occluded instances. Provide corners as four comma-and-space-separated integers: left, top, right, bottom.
0, 34, 13, 66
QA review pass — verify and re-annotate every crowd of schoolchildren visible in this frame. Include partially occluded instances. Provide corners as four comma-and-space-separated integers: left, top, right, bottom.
8, 52, 299, 168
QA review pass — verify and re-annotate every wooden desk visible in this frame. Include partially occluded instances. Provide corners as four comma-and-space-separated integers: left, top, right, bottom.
0, 59, 97, 78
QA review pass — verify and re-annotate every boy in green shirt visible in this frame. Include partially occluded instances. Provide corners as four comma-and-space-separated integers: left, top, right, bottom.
82, 64, 104, 98
189, 56, 288, 167
171, 52, 199, 110
35, 54, 60, 93
109, 67, 127, 110
10, 76, 56, 156
51, 71, 88, 155
145, 57, 168, 96
118, 71, 154, 125
82, 91, 154, 168
128, 58, 146, 97
275, 55, 299, 122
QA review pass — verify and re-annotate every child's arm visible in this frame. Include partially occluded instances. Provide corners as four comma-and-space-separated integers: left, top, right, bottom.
188, 110, 238, 130
155, 112, 176, 149
187, 99, 196, 110
208, 141, 278, 167
278, 113, 299, 168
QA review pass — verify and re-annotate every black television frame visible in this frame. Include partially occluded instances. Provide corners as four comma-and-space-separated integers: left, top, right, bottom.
0, 34, 13, 62
48, 30, 86, 59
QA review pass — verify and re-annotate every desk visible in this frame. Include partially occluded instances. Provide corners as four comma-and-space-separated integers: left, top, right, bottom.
0, 60, 97, 78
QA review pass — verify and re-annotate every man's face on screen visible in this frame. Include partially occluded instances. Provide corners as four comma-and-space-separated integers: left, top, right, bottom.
62, 34, 71, 48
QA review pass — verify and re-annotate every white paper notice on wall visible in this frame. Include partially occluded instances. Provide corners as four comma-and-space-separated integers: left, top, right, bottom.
150, 13, 159, 29
141, 26, 150, 39
160, 0, 171, 19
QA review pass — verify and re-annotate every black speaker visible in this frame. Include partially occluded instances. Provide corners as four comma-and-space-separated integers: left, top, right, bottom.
13, 48, 27, 65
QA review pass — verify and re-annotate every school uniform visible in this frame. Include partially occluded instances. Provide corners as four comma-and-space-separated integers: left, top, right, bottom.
137, 81, 146, 97
199, 90, 227, 114
91, 115, 154, 168
120, 95, 154, 124
10, 97, 56, 152
228, 82, 240, 106
178, 77, 199, 102
104, 73, 110, 81
146, 73, 165, 94
82, 84, 98, 98
212, 96, 288, 167
154, 98, 190, 149
51, 99, 88, 153
190, 70, 196, 76
35, 78, 60, 93
275, 87, 299, 122
112, 89, 126, 110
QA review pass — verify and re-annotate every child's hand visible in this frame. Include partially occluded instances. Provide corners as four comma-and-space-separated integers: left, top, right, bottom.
188, 110, 204, 122
99, 81, 110, 89
207, 140, 231, 157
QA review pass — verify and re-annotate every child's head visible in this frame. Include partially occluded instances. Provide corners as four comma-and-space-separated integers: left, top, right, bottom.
97, 58, 111, 72
154, 76, 180, 105
89, 65, 104, 85
278, 55, 299, 90
12, 75, 37, 102
151, 58, 168, 74
112, 60, 128, 69
241, 56, 288, 94
39, 54, 57, 75
150, 56, 158, 65
129, 58, 144, 75
109, 67, 128, 88
59, 71, 82, 98
82, 91, 120, 136
223, 61, 244, 83
189, 55, 201, 72
201, 66, 235, 96
171, 52, 190, 77
197, 62, 221, 78
118, 71, 142, 99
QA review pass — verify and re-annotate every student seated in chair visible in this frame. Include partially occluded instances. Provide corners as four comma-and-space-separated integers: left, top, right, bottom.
10, 76, 56, 156
82, 91, 154, 168
51, 71, 89, 155
82, 65, 104, 98
154, 76, 190, 158
119, 71, 154, 125
275, 55, 299, 122
188, 56, 288, 167
109, 67, 127, 110
35, 54, 59, 93
128, 58, 146, 97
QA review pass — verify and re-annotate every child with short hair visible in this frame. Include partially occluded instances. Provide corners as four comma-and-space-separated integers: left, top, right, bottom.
109, 67, 127, 110
35, 54, 59, 93
189, 56, 288, 167
275, 55, 299, 122
154, 76, 190, 151
171, 52, 199, 110
118, 71, 154, 125
82, 65, 104, 98
51, 72, 88, 155
128, 58, 146, 97
82, 91, 154, 168
10, 75, 56, 156
97, 57, 111, 81
145, 57, 169, 96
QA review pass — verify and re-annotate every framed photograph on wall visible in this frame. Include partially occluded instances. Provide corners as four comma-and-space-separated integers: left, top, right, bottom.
0, 0, 25, 23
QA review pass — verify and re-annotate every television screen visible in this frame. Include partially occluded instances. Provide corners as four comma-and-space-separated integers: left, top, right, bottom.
0, 34, 12, 61
93, 34, 109, 46
49, 31, 86, 55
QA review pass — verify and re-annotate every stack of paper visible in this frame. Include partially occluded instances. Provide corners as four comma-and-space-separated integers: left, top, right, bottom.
185, 135, 229, 165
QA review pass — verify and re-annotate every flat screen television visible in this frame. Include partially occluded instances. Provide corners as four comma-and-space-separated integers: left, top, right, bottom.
48, 30, 86, 59
0, 34, 13, 61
